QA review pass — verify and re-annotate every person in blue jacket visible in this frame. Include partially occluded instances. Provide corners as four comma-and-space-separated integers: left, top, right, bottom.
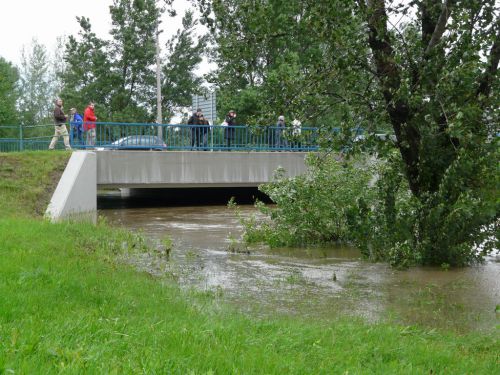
70, 108, 84, 146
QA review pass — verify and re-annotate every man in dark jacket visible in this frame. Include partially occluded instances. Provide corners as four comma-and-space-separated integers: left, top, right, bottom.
188, 108, 203, 148
224, 110, 237, 149
198, 114, 210, 150
49, 98, 71, 150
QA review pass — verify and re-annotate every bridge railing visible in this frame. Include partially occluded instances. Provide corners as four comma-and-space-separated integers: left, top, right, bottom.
1, 122, 396, 153
71, 122, 320, 151
0, 124, 68, 152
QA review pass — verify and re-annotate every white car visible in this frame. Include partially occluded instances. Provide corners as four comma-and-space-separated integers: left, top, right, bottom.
110, 135, 166, 150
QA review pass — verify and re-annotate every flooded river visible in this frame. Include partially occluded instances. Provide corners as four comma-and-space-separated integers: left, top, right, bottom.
99, 193, 500, 333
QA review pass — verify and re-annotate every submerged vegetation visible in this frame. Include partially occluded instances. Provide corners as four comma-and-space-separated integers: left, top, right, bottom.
238, 155, 374, 247
239, 152, 498, 268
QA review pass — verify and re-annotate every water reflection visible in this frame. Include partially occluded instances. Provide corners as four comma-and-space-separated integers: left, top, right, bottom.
99, 194, 500, 333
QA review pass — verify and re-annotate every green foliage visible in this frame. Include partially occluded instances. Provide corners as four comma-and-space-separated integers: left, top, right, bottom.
61, 0, 158, 122
243, 147, 498, 267
18, 40, 54, 125
242, 154, 375, 247
205, 0, 500, 266
217, 86, 262, 125
108, 0, 159, 121
162, 10, 207, 121
0, 57, 19, 129
347, 154, 420, 266
345, 0, 500, 266
201, 0, 370, 127
0, 152, 70, 217
61, 2, 206, 123
61, 17, 116, 120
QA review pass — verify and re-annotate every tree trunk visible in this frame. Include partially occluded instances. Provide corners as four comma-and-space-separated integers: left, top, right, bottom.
364, 0, 421, 196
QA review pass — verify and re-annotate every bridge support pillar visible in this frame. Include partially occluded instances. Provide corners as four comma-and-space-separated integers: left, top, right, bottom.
45, 151, 97, 222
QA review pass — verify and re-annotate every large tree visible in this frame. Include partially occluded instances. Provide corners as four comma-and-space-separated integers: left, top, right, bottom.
61, 16, 114, 119
107, 0, 160, 121
199, 0, 377, 130
61, 0, 160, 122
0, 57, 19, 130
51, 36, 68, 97
161, 10, 207, 121
18, 39, 54, 125
351, 0, 499, 265
200, 0, 499, 266
62, 0, 206, 124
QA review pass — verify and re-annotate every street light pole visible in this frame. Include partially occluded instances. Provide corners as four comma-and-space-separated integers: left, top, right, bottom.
156, 23, 163, 140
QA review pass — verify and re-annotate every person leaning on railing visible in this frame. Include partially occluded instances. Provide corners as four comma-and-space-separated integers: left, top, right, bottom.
49, 98, 72, 150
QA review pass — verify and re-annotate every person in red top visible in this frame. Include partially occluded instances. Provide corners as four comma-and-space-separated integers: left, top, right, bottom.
83, 102, 97, 146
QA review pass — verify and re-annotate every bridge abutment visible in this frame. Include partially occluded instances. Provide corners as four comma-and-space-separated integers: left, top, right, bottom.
45, 151, 97, 222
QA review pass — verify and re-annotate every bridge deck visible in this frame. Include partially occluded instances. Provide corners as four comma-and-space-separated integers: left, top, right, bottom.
96, 150, 309, 188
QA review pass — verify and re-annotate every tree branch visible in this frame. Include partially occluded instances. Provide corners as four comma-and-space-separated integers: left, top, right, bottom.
365, 0, 401, 98
477, 14, 500, 98
424, 0, 454, 56
420, 0, 441, 46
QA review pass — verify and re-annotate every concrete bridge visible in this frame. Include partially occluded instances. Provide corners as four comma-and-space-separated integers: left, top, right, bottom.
46, 150, 309, 221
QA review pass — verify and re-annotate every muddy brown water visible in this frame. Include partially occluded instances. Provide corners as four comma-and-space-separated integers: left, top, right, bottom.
99, 195, 500, 333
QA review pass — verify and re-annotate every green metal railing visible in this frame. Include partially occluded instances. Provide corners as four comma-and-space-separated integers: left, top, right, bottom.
0, 124, 67, 152
1, 122, 321, 152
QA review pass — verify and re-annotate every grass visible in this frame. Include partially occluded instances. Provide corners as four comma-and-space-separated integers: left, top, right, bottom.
0, 151, 499, 373
0, 151, 69, 217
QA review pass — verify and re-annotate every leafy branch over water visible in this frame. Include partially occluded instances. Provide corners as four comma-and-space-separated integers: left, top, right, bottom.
235, 153, 498, 268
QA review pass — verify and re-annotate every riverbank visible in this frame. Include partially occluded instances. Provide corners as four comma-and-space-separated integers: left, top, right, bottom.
0, 152, 498, 373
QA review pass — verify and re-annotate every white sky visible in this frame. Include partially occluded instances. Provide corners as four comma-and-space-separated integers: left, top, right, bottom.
0, 0, 202, 67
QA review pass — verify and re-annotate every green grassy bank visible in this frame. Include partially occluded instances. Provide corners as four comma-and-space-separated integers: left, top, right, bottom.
0, 152, 499, 373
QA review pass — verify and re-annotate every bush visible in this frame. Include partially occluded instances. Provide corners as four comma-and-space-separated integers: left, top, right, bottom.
242, 149, 499, 268
241, 154, 375, 247
352, 148, 499, 267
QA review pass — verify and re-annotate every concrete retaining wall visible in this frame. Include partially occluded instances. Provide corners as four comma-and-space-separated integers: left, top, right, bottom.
45, 151, 97, 222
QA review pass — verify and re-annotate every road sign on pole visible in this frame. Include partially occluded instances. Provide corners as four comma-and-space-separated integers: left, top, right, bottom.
191, 92, 217, 125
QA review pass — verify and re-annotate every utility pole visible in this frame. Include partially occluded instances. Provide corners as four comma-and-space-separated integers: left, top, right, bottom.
156, 22, 163, 140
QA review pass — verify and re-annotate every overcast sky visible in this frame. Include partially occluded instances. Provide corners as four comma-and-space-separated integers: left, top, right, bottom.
0, 0, 198, 66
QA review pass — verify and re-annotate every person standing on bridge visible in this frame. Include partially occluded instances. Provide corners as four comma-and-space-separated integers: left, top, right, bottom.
224, 110, 237, 150
291, 118, 302, 149
275, 115, 288, 149
83, 102, 97, 147
70, 108, 84, 146
49, 98, 71, 150
199, 114, 210, 150
188, 108, 203, 149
